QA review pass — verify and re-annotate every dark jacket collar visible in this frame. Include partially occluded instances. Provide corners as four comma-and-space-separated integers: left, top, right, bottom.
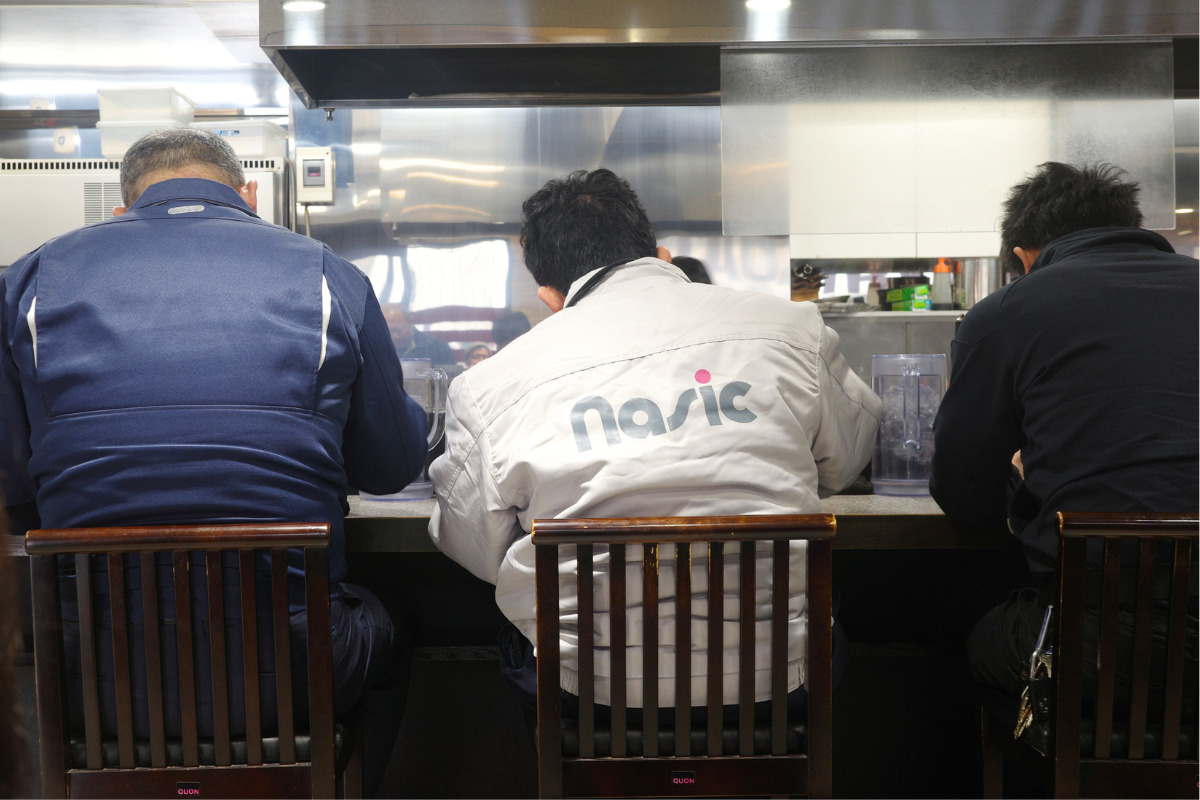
1030, 227, 1175, 273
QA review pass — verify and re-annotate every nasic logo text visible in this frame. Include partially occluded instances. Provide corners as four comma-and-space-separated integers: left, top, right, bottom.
570, 369, 757, 452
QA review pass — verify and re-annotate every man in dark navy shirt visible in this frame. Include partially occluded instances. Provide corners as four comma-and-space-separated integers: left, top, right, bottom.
930, 162, 1198, 702
0, 128, 427, 796
381, 302, 458, 368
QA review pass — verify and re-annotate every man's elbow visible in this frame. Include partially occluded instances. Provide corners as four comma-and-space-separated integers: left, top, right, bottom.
346, 443, 426, 495
929, 475, 1007, 531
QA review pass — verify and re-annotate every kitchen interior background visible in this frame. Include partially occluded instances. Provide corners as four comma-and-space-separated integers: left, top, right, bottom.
0, 1, 1196, 361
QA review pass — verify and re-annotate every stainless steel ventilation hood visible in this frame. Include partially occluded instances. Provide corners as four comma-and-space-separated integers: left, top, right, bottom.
260, 0, 1199, 109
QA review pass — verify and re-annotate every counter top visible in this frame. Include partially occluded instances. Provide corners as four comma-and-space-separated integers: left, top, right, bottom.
343, 493, 1010, 552
3, 494, 1010, 557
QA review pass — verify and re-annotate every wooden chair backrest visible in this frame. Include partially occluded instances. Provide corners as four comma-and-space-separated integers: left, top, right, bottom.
26, 523, 338, 799
532, 514, 835, 798
0, 498, 29, 799
1054, 511, 1198, 798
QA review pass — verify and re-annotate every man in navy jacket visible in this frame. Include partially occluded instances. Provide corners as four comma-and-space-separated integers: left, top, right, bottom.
930, 162, 1198, 703
0, 128, 426, 796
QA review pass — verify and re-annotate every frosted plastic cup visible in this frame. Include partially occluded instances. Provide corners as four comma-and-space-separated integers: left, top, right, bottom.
359, 357, 447, 501
870, 354, 948, 496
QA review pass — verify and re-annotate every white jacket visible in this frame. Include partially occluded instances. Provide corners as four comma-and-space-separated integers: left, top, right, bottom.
429, 258, 881, 705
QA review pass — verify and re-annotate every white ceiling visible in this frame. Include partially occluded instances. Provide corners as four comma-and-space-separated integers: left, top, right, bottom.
0, 1, 264, 70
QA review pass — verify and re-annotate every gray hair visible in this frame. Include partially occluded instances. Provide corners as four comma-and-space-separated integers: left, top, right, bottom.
119, 127, 245, 206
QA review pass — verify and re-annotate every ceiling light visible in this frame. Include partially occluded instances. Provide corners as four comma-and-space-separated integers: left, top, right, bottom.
282, 1, 326, 12
746, 0, 791, 10
1176, 207, 1195, 214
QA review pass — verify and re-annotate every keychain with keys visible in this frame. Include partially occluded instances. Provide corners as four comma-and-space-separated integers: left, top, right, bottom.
1013, 604, 1054, 740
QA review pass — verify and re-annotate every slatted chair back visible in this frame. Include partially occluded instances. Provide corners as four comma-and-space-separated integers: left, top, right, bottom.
26, 523, 357, 799
1051, 511, 1198, 798
532, 514, 835, 799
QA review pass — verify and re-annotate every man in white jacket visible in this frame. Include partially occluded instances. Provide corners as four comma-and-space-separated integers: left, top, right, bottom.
429, 168, 880, 722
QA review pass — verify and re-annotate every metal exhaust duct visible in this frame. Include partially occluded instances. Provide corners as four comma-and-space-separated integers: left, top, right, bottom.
259, 0, 1197, 109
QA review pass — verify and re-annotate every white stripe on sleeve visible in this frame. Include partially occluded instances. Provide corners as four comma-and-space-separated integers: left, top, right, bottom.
27, 296, 37, 369
319, 275, 331, 369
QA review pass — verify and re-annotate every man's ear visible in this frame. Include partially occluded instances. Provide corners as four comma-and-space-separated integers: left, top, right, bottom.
656, 245, 673, 262
1013, 246, 1040, 274
537, 285, 566, 313
238, 179, 259, 213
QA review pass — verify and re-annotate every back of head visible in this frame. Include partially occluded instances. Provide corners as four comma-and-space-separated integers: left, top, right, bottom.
1000, 161, 1143, 274
492, 310, 532, 349
520, 168, 658, 294
671, 255, 712, 284
120, 128, 246, 207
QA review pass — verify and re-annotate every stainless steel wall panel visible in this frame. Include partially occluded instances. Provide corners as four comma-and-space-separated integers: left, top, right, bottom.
722, 41, 1177, 250
368, 106, 722, 230
823, 311, 961, 384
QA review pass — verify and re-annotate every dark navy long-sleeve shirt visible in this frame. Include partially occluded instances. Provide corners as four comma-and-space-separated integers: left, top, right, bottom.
0, 177, 427, 586
930, 227, 1199, 578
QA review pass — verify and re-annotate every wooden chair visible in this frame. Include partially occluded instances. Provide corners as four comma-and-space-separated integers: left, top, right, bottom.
26, 523, 362, 799
981, 511, 1199, 798
532, 514, 835, 798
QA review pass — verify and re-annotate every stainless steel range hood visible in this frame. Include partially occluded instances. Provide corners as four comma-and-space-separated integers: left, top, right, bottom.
259, 0, 1199, 108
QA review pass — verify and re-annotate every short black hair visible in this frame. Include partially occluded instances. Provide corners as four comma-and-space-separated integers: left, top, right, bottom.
671, 256, 712, 284
999, 161, 1143, 274
492, 311, 531, 349
519, 168, 657, 295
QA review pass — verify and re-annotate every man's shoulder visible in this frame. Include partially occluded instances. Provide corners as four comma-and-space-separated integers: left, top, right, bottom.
948, 281, 1023, 348
1, 241, 44, 288
458, 288, 827, 413
700, 284, 829, 346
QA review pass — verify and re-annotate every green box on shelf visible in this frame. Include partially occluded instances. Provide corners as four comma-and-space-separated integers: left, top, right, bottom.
885, 284, 931, 310
890, 297, 933, 311
884, 284, 930, 304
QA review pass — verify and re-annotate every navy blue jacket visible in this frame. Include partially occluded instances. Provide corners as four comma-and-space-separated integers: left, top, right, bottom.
931, 227, 1199, 577
1, 178, 427, 585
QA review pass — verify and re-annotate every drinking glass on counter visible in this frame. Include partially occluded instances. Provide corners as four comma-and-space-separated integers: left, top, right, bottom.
871, 354, 947, 497
360, 357, 447, 501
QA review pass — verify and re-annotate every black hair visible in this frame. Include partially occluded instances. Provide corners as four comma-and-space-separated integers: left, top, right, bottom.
519, 169, 657, 295
999, 162, 1143, 274
671, 256, 712, 284
492, 311, 532, 348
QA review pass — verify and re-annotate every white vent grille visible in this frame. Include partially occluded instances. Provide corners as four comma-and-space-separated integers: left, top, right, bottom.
0, 157, 282, 173
241, 158, 284, 172
2, 158, 286, 264
0, 159, 120, 173
83, 182, 123, 224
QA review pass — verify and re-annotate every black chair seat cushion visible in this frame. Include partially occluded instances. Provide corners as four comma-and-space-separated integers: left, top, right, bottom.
562, 718, 806, 758
1021, 720, 1198, 760
982, 687, 1197, 760
68, 722, 350, 769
